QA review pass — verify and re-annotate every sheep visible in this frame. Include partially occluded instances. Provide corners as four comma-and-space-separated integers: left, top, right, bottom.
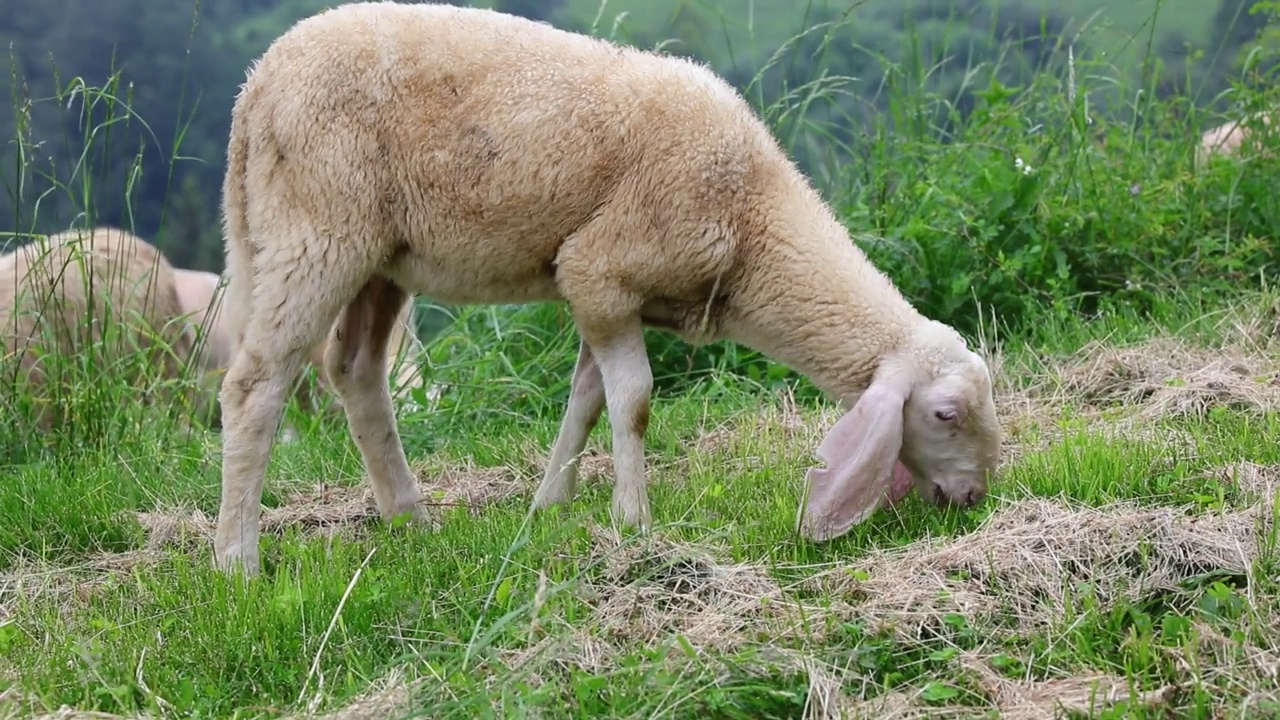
172, 266, 428, 429
1196, 111, 1275, 165
212, 1, 1002, 576
0, 225, 197, 432
172, 268, 234, 427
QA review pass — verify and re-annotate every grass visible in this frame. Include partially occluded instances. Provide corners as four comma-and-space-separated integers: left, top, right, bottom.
3, 0, 1280, 717
557, 0, 1225, 79
1, 290, 1279, 718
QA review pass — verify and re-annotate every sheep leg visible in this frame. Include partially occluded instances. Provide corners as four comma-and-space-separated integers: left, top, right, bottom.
532, 338, 606, 509
214, 323, 329, 576
324, 275, 424, 524
213, 228, 366, 576
576, 317, 653, 530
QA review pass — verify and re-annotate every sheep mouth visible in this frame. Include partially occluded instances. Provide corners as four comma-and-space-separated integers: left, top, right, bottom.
918, 479, 987, 509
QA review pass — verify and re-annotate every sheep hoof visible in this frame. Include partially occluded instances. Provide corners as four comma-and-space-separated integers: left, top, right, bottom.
213, 544, 260, 578
383, 503, 429, 528
531, 481, 574, 510
611, 494, 652, 533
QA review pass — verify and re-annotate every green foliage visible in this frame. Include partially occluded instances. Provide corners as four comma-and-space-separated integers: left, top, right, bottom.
4, 0, 1280, 436
2, 293, 1279, 716
3, 6, 1280, 716
396, 0, 1280, 408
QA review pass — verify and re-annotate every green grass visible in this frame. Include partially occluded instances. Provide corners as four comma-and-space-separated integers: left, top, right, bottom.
2, 290, 1279, 718
558, 0, 1224, 75
4, 0, 1280, 716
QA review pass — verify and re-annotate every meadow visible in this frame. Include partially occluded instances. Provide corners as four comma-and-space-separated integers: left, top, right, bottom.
2, 1, 1279, 718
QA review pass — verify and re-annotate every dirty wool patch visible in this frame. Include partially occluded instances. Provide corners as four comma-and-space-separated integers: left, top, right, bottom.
806, 497, 1263, 639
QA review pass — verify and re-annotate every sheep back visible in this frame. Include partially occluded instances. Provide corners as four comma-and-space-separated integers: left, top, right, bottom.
0, 226, 196, 431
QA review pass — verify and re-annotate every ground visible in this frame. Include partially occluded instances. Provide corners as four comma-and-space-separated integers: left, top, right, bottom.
1, 293, 1278, 718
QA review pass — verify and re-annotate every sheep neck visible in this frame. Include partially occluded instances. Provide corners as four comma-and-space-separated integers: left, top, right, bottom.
726, 203, 922, 407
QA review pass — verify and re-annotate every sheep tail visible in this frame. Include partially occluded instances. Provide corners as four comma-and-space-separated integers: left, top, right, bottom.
219, 108, 254, 360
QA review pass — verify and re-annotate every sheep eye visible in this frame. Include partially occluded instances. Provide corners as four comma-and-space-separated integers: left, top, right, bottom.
934, 409, 957, 422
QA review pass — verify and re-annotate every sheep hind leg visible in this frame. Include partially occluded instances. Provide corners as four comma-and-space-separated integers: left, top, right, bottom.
324, 275, 425, 526
214, 280, 346, 577
533, 338, 606, 510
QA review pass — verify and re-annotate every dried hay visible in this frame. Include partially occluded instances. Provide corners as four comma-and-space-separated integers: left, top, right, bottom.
136, 460, 526, 552
843, 658, 1176, 720
1205, 460, 1280, 505
135, 484, 378, 552
498, 624, 622, 689
1051, 336, 1280, 419
409, 458, 525, 511
291, 668, 416, 720
0, 670, 418, 720
576, 525, 809, 652
693, 387, 811, 458
808, 497, 1262, 639
0, 686, 149, 720
684, 331, 1280, 488
11, 710, 144, 720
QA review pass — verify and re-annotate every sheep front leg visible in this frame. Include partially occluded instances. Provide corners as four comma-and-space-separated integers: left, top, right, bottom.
533, 339, 606, 510
324, 276, 425, 525
577, 318, 653, 530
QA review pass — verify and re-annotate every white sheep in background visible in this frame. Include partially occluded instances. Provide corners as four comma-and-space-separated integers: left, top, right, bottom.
212, 1, 1002, 576
1196, 111, 1274, 165
0, 226, 197, 431
172, 266, 430, 429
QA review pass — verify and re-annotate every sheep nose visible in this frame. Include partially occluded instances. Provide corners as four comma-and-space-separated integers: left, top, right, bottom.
964, 487, 987, 506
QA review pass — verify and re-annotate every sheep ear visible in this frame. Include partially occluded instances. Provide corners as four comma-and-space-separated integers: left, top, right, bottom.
797, 373, 910, 541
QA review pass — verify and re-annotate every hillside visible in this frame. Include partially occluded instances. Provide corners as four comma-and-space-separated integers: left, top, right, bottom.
557, 0, 1225, 74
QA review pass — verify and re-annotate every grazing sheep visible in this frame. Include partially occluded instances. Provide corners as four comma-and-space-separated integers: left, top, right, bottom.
173, 268, 234, 426
0, 226, 196, 432
213, 2, 1002, 575
172, 267, 427, 429
1197, 111, 1275, 165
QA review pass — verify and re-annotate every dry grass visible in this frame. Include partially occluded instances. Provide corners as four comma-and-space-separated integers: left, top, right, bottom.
500, 526, 816, 684
688, 328, 1280, 493
808, 497, 1264, 638
132, 460, 528, 554
1206, 460, 1280, 505
577, 525, 802, 651
495, 493, 1274, 717
5, 322, 1279, 718
987, 329, 1278, 470
841, 657, 1178, 719
1053, 336, 1280, 419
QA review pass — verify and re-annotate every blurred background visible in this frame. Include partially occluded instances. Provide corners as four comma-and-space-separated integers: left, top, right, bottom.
2, 0, 1277, 421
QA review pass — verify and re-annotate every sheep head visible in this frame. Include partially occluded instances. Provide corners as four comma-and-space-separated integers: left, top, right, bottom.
797, 320, 1001, 541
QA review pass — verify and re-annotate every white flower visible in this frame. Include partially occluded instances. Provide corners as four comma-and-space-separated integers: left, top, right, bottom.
1015, 157, 1034, 175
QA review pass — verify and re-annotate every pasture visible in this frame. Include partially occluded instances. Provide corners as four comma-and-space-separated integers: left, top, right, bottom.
2, 0, 1279, 717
